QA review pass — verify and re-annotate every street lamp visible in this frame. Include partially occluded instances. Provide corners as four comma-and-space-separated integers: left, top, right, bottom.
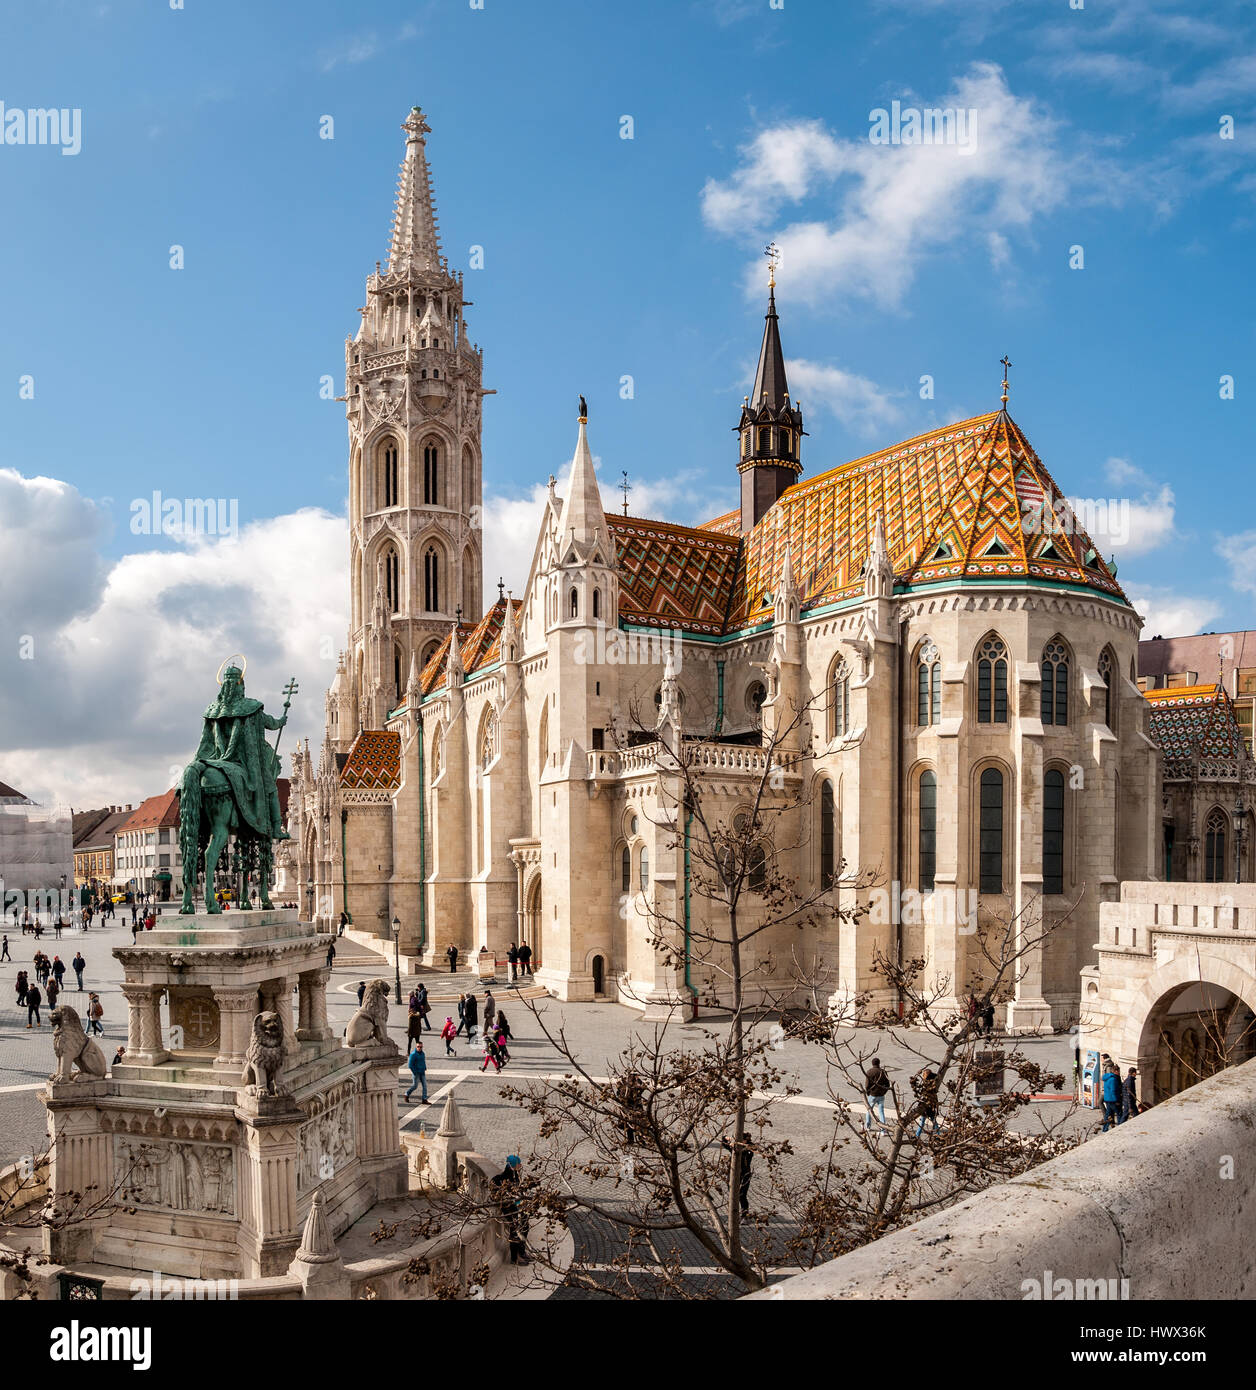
1235, 792, 1247, 885
391, 914, 403, 1006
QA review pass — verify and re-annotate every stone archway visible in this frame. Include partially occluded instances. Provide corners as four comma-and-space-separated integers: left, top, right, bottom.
1126, 955, 1256, 1103
523, 874, 542, 970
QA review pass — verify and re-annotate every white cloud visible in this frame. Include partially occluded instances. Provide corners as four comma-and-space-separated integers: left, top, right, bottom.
701, 64, 1088, 307
785, 358, 904, 438
1217, 530, 1256, 597
0, 469, 348, 808
1077, 457, 1176, 558
1127, 588, 1221, 639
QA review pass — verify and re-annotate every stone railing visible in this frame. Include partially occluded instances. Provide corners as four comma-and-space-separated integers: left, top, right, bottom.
745, 1057, 1256, 1300
587, 742, 801, 782
1099, 880, 1256, 950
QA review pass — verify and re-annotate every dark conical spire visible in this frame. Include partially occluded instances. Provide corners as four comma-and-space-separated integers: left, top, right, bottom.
736, 268, 805, 533
751, 286, 790, 414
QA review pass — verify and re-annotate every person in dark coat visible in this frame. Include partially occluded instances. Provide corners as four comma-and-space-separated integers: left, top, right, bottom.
407, 1008, 424, 1047
517, 942, 532, 977
326, 942, 336, 968
507, 943, 519, 982
1101, 1064, 1123, 1131
15, 970, 28, 1006
417, 982, 430, 1031
483, 991, 496, 1033
356, 980, 366, 1007
495, 1008, 513, 1043
25, 981, 42, 1028
492, 1156, 530, 1265
1121, 1066, 1140, 1122
446, 944, 459, 974
72, 952, 85, 991
462, 991, 479, 1040
980, 1001, 995, 1038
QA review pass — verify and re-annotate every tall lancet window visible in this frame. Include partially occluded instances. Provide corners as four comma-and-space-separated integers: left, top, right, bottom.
383, 545, 400, 614
423, 545, 441, 612
423, 442, 441, 506
381, 439, 399, 509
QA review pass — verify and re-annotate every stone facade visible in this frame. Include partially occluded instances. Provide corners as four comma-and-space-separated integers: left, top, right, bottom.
291, 109, 1161, 1028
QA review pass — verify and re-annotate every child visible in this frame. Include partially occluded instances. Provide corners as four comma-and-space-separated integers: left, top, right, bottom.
481, 1033, 502, 1074
440, 1016, 457, 1057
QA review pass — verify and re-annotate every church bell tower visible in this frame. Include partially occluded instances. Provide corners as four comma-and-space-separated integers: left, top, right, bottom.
339, 106, 489, 740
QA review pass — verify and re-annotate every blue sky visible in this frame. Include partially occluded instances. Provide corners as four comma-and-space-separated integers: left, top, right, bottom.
0, 0, 1253, 805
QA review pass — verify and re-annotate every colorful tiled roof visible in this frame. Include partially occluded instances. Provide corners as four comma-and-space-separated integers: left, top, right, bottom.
608, 515, 742, 635
734, 411, 1124, 628
340, 731, 401, 789
597, 411, 1125, 637
416, 597, 520, 695
1144, 685, 1251, 779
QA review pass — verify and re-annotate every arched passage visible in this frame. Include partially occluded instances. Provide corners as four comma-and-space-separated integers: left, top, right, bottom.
1129, 957, 1256, 1102
523, 873, 542, 970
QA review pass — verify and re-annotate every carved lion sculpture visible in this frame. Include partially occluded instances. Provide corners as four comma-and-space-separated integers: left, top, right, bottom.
241, 1010, 288, 1096
50, 1006, 107, 1083
345, 979, 393, 1048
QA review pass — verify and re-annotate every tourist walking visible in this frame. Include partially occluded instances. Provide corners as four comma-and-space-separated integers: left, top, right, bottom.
1101, 1064, 1123, 1131
863, 1057, 891, 1134
721, 1136, 753, 1216
462, 991, 479, 1041
326, 941, 336, 969
87, 993, 104, 1037
46, 976, 60, 1010
416, 982, 430, 1031
441, 1016, 457, 1056
405, 1041, 429, 1103
914, 1067, 940, 1137
356, 980, 366, 1007
493, 1025, 510, 1066
517, 942, 532, 978
15, 970, 28, 1006
0, 935, 9, 962
483, 990, 496, 1034
495, 1008, 513, 1043
407, 1007, 424, 1048
492, 1156, 530, 1265
446, 944, 459, 974
1122, 1067, 1140, 1122
481, 1033, 502, 1073
52, 956, 65, 989
25, 980, 42, 1028
338, 910, 348, 937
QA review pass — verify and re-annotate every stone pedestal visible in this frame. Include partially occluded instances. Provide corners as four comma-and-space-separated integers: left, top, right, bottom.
39, 908, 408, 1281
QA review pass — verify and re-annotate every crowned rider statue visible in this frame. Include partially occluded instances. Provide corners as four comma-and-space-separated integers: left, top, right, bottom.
180, 658, 295, 914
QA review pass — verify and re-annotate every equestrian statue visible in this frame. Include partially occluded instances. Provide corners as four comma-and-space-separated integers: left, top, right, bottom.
179, 657, 296, 914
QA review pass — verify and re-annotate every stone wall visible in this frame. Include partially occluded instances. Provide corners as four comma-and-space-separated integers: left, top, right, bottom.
745, 1056, 1256, 1300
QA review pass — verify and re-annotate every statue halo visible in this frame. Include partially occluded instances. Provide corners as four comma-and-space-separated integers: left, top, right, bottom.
216, 653, 248, 684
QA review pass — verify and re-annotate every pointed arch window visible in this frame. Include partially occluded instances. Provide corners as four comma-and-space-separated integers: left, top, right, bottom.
979, 767, 1005, 894
480, 710, 498, 772
1041, 639, 1070, 725
1205, 808, 1227, 883
621, 844, 631, 894
430, 726, 444, 779
423, 546, 441, 612
423, 442, 441, 506
820, 780, 837, 890
977, 636, 1009, 724
917, 639, 941, 727
832, 659, 851, 738
380, 438, 399, 509
919, 769, 937, 892
592, 588, 601, 620
1099, 647, 1116, 730
1043, 768, 1065, 893
639, 845, 650, 891
383, 545, 400, 614
569, 588, 579, 619
393, 643, 404, 697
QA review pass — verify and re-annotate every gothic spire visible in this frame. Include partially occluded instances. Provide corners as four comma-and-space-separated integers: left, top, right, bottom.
558, 397, 604, 545
387, 107, 443, 277
751, 285, 790, 415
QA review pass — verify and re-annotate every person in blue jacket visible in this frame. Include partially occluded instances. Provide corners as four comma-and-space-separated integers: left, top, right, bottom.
1101, 1064, 1123, 1131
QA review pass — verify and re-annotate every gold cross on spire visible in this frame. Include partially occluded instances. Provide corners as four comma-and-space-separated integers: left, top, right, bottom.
764, 242, 780, 291
1000, 355, 1012, 408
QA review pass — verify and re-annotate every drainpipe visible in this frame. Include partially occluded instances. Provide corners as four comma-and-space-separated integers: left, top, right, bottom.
340, 810, 352, 926
418, 719, 428, 955
893, 616, 905, 1019
714, 660, 726, 736
684, 806, 694, 1012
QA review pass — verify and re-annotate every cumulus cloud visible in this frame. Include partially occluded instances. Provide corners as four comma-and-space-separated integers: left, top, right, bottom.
701, 64, 1085, 307
1127, 587, 1221, 639
0, 469, 348, 808
785, 359, 904, 438
1073, 457, 1176, 559
1217, 530, 1256, 597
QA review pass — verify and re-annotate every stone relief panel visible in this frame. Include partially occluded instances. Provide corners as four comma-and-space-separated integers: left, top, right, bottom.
115, 1137, 236, 1217
297, 1096, 357, 1191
